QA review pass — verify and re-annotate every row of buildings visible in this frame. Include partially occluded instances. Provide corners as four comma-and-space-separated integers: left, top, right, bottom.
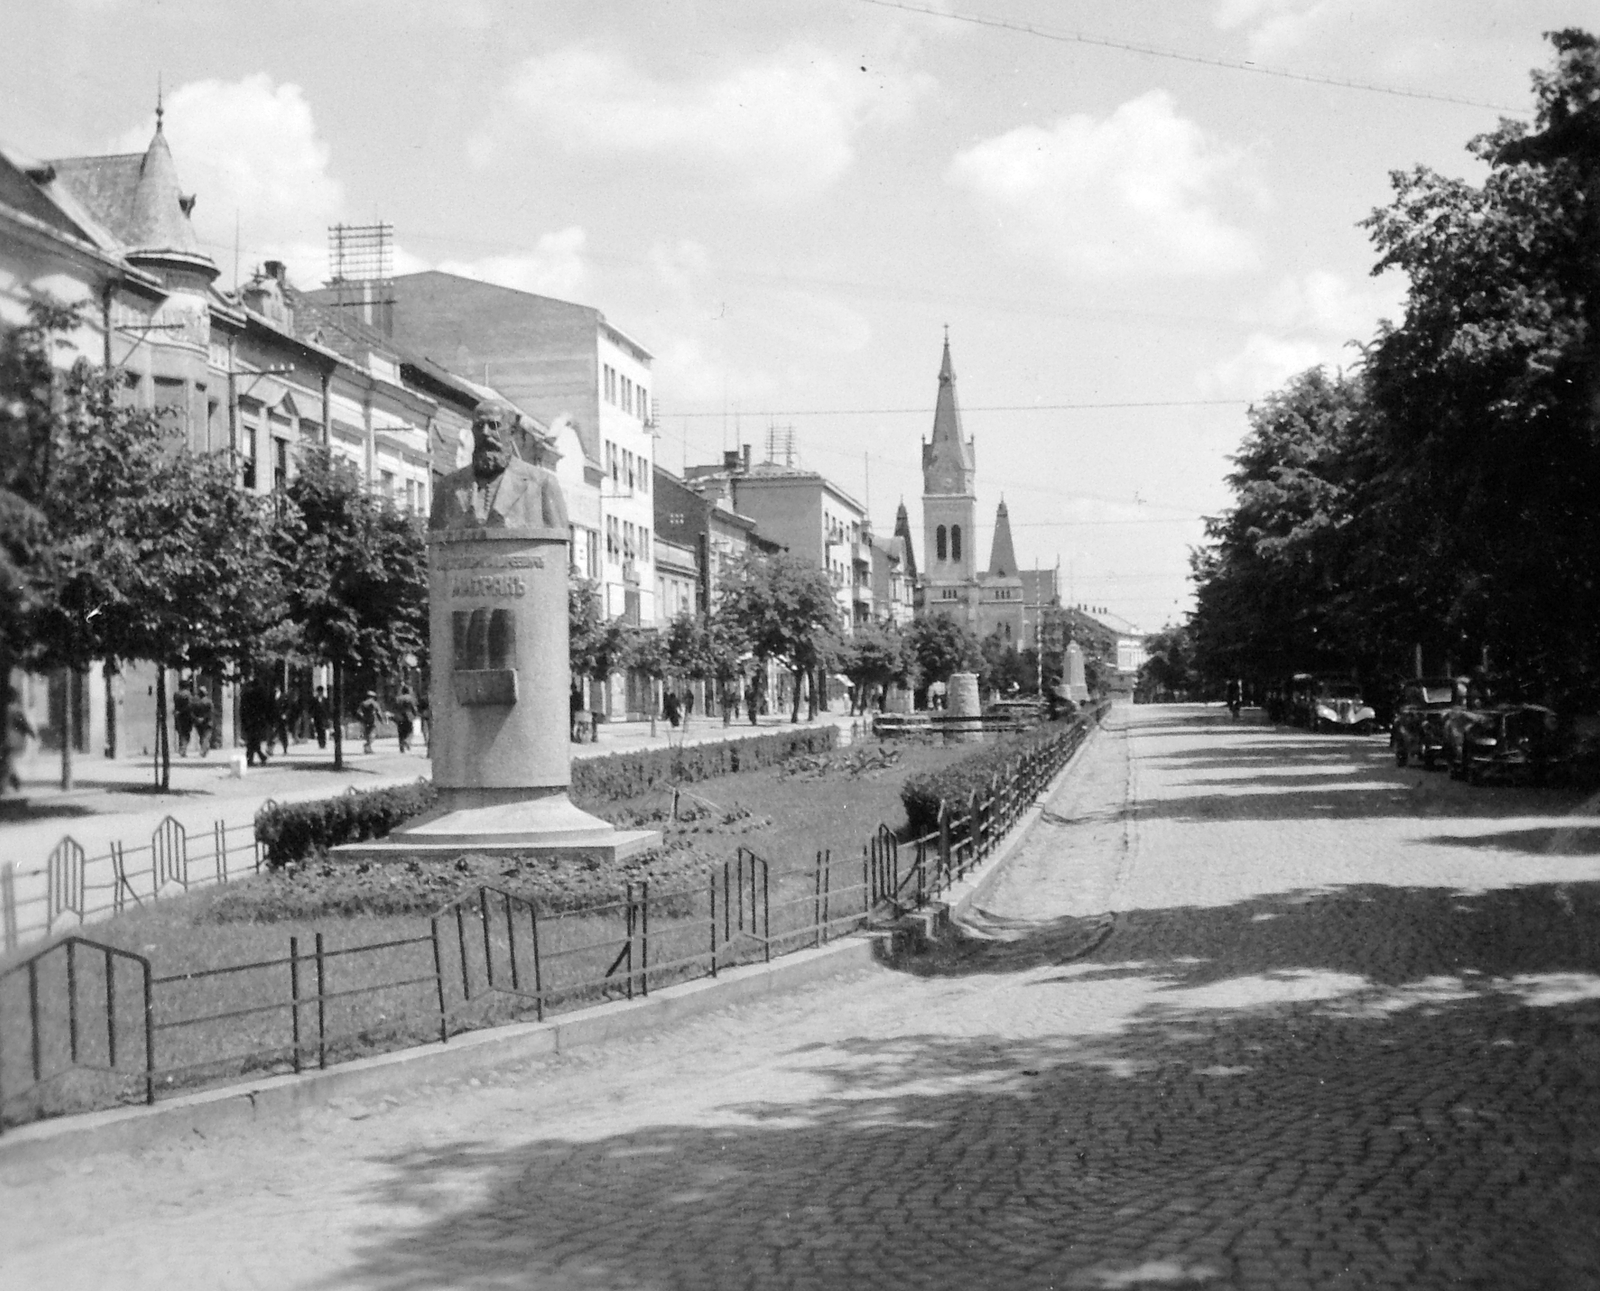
2, 106, 1136, 758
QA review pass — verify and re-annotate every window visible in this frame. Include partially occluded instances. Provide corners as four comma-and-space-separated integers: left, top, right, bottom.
406, 479, 417, 512
951, 525, 963, 561
604, 365, 616, 404
606, 515, 620, 561
609, 441, 620, 484
638, 387, 648, 422
622, 376, 632, 415
275, 439, 289, 493
587, 527, 600, 578
380, 470, 395, 499
641, 529, 650, 561
935, 525, 947, 561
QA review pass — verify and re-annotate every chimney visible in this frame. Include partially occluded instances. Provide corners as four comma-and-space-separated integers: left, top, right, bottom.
742, 443, 752, 472
723, 449, 741, 472
264, 259, 287, 284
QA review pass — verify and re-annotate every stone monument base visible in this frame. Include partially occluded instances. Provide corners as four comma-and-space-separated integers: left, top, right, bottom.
332, 787, 660, 864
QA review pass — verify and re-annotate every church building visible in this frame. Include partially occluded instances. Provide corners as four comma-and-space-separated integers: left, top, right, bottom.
917, 334, 1027, 646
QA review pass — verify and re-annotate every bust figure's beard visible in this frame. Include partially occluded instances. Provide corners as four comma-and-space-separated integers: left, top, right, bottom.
472, 445, 510, 480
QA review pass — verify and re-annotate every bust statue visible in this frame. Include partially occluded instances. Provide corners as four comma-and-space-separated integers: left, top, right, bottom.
430, 399, 568, 532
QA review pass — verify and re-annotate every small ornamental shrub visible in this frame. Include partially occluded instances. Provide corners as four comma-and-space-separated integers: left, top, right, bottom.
899, 722, 1083, 838
253, 728, 840, 867
570, 726, 838, 801
255, 780, 437, 869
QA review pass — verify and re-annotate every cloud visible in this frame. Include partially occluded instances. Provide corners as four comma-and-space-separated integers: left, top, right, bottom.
1205, 268, 1405, 395
479, 45, 932, 202
946, 91, 1260, 279
113, 75, 344, 281
434, 227, 588, 299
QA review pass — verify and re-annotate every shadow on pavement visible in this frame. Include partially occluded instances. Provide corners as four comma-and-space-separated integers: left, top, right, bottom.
328, 879, 1600, 1290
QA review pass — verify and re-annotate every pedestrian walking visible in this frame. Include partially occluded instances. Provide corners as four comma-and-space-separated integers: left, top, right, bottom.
663, 690, 681, 729
1226, 678, 1243, 722
274, 688, 294, 756
682, 688, 695, 727
357, 690, 383, 755
393, 685, 419, 753
240, 678, 273, 767
189, 683, 214, 757
311, 686, 330, 749
173, 680, 194, 757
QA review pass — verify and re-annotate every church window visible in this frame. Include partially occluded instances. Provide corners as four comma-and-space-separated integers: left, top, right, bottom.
936, 525, 947, 560
951, 525, 963, 561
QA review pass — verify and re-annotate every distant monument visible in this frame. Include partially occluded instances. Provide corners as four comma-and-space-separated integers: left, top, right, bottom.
338, 400, 657, 862
1064, 642, 1090, 703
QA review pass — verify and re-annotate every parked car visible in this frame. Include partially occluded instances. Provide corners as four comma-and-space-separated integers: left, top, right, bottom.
1457, 703, 1562, 785
1391, 677, 1465, 768
1442, 680, 1502, 777
1307, 677, 1377, 734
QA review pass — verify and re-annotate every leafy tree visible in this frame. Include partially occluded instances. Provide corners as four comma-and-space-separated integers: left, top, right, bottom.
0, 302, 67, 794
1139, 625, 1198, 698
907, 613, 982, 706
979, 632, 1030, 697
1188, 366, 1373, 691
274, 446, 425, 769
717, 552, 841, 722
628, 627, 670, 735
568, 575, 633, 715
1359, 28, 1600, 702
837, 623, 913, 714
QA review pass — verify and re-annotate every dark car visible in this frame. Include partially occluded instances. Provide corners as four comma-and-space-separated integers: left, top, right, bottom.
1391, 677, 1465, 768
1458, 703, 1562, 785
1442, 681, 1501, 777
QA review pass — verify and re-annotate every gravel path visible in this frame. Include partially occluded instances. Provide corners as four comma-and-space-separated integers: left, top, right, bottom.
4, 704, 1599, 1290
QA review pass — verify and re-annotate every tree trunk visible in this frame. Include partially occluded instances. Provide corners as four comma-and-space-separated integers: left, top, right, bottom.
790, 667, 803, 723
0, 645, 15, 798
155, 666, 171, 791
649, 677, 658, 737
59, 666, 75, 792
332, 659, 345, 770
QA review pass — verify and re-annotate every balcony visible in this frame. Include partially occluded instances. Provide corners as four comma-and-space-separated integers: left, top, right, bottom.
622, 559, 640, 585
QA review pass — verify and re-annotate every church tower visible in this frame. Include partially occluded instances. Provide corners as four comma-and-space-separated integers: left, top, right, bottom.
920, 331, 978, 622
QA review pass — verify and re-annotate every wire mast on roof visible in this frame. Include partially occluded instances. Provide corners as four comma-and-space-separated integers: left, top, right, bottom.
326, 221, 396, 334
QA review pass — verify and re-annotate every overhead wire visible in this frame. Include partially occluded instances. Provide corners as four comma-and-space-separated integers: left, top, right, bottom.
856, 0, 1529, 115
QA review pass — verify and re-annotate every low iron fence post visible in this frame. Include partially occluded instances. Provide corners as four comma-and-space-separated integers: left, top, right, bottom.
429, 916, 448, 1043
289, 935, 302, 1075
141, 956, 154, 1105
710, 869, 719, 978
314, 932, 327, 1070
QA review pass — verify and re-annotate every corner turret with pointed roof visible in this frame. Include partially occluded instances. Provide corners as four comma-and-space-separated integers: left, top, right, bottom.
920, 328, 975, 497
49, 102, 217, 286
987, 499, 1019, 578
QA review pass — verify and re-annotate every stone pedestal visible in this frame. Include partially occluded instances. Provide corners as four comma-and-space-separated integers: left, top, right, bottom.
946, 671, 983, 744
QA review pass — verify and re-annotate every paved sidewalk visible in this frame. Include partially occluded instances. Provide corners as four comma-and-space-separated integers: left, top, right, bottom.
2, 711, 861, 861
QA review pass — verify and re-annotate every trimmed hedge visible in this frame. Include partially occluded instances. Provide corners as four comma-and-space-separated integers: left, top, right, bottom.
253, 727, 840, 867
571, 726, 839, 801
899, 721, 1082, 838
255, 780, 437, 869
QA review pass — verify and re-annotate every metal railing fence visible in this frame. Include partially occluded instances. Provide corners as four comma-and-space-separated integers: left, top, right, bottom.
0, 709, 1102, 1131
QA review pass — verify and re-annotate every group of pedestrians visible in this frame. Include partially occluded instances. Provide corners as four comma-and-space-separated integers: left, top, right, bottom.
661, 687, 697, 729
172, 680, 217, 757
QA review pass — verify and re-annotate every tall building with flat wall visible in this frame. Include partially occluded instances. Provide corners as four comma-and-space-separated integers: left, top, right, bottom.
323, 272, 656, 639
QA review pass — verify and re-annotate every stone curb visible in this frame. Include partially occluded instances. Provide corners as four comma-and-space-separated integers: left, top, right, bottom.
0, 934, 884, 1165
945, 720, 1105, 925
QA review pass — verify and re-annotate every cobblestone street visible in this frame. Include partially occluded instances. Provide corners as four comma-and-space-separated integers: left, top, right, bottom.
5, 704, 1600, 1290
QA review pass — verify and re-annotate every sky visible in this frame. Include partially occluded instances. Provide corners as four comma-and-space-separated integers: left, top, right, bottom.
7, 0, 1592, 630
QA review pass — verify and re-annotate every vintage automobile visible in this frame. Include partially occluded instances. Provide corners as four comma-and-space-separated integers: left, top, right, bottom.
1456, 703, 1562, 785
1306, 677, 1377, 734
1391, 677, 1465, 768
1442, 680, 1502, 777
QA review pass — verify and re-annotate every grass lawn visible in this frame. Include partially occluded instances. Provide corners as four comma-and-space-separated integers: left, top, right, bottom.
1, 734, 987, 1127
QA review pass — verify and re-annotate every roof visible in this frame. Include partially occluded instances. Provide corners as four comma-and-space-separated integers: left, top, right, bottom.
921, 334, 975, 496
986, 500, 1020, 578
49, 119, 211, 269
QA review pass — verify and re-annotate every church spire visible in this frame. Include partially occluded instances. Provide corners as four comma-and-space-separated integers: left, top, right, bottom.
921, 329, 974, 496
987, 499, 1019, 578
